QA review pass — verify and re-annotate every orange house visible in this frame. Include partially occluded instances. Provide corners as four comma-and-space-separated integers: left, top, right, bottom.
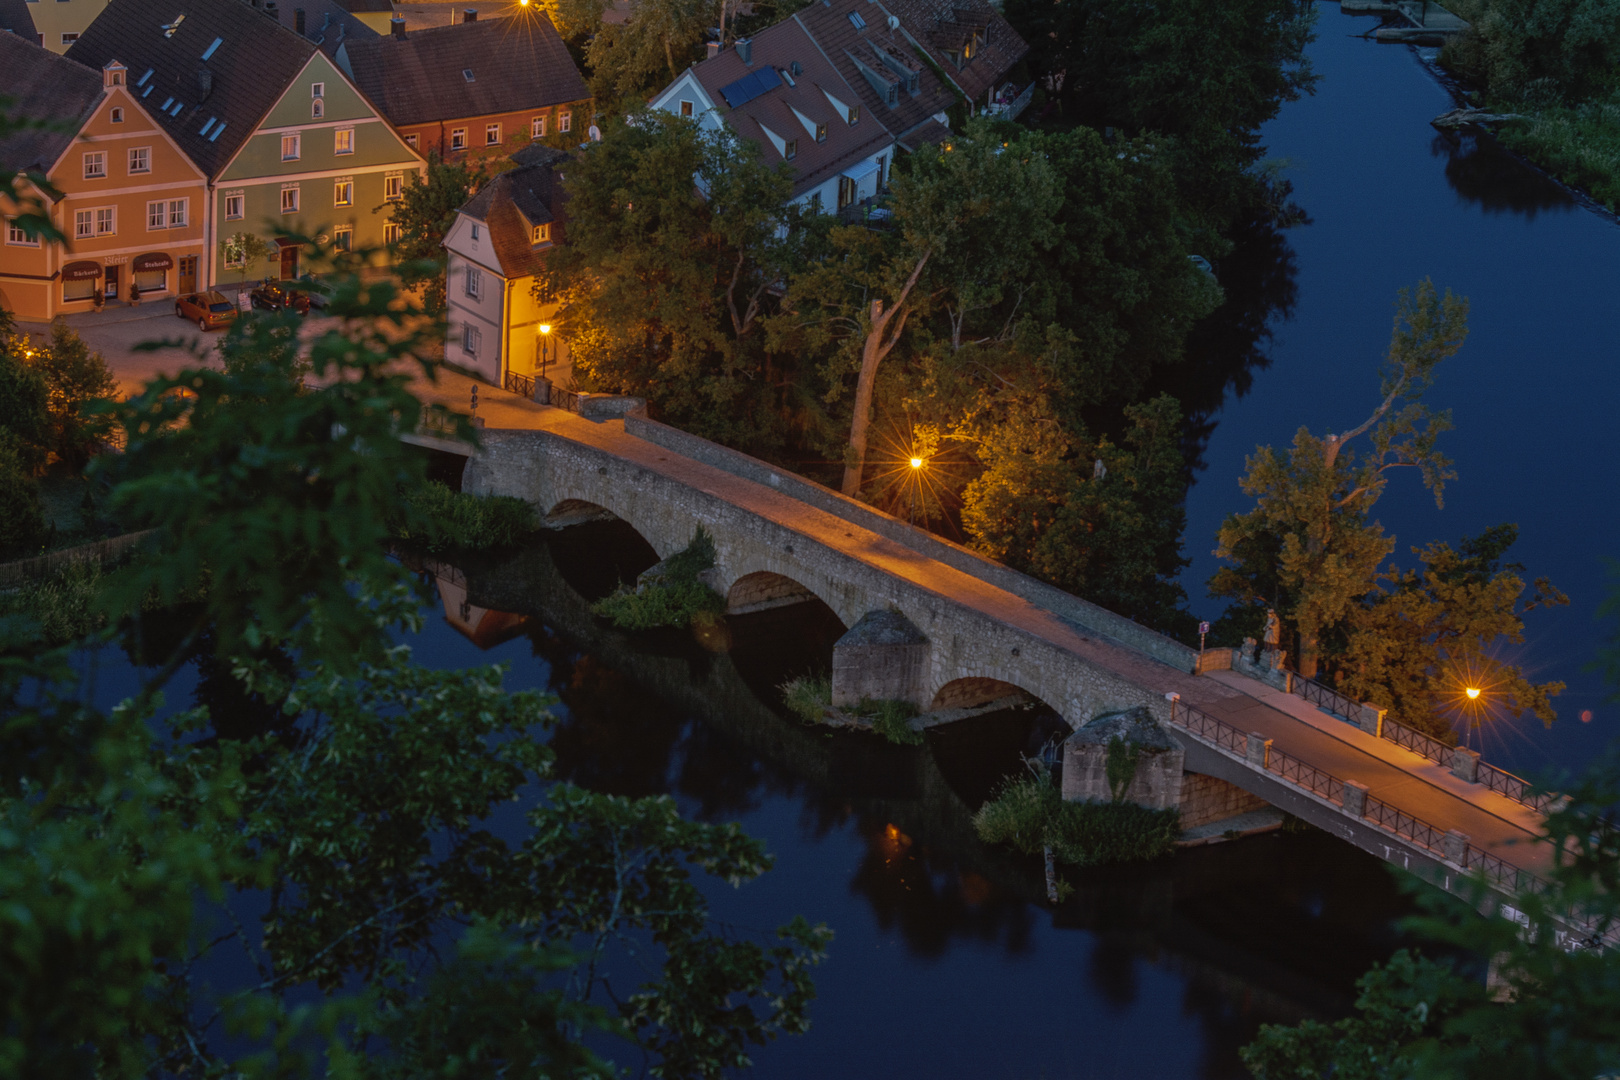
0, 36, 208, 321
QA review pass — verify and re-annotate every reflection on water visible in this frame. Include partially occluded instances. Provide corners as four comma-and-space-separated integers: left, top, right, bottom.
408, 536, 1440, 1078
1432, 131, 1575, 217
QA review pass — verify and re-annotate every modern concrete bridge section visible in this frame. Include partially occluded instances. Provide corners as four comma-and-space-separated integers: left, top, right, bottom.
427, 393, 1555, 909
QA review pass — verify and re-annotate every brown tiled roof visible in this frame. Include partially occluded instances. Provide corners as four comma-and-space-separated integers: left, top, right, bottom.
66, 0, 318, 178
689, 19, 895, 202
791, 1, 957, 147
457, 151, 566, 278
0, 0, 37, 43
339, 0, 395, 12
341, 14, 588, 127
264, 0, 378, 54
0, 32, 105, 174
875, 0, 1026, 102
899, 117, 950, 150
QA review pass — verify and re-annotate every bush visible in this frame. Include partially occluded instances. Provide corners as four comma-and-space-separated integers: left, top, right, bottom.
781, 675, 831, 724
591, 527, 725, 631
974, 769, 1180, 867
1498, 93, 1620, 210
391, 481, 537, 554
861, 697, 922, 746
0, 558, 106, 644
0, 433, 47, 559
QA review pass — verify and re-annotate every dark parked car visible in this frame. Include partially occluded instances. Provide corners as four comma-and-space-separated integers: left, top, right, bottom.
250, 280, 312, 314
175, 290, 237, 331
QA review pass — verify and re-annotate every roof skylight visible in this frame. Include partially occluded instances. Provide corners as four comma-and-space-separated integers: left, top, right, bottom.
462, 68, 474, 81
201, 37, 222, 60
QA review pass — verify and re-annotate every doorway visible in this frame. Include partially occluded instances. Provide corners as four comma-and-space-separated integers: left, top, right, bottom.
103, 264, 119, 301
178, 255, 197, 294
279, 244, 298, 281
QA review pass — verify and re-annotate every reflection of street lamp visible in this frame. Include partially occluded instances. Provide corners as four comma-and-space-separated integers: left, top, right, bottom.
538, 323, 552, 379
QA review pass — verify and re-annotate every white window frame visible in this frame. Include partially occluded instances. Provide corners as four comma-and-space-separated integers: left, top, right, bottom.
383, 222, 402, 245
532, 223, 550, 244
223, 239, 246, 269
332, 225, 353, 252
5, 220, 39, 246
280, 186, 300, 214
333, 127, 354, 155
333, 179, 353, 207
128, 146, 151, 174
312, 98, 325, 119
558, 111, 571, 133
311, 81, 325, 98
281, 133, 301, 161
680, 100, 693, 117
167, 199, 187, 228
464, 265, 481, 300
383, 173, 403, 201
74, 209, 94, 239
95, 206, 115, 235
531, 116, 546, 138
83, 151, 106, 179
404, 133, 419, 149
224, 192, 244, 220
147, 200, 166, 230
485, 122, 501, 146
461, 323, 480, 355
450, 128, 467, 151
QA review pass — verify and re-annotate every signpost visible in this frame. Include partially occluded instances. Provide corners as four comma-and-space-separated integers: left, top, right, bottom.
1198, 620, 1210, 659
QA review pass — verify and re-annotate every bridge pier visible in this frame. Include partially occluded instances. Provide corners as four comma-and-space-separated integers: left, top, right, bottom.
831, 610, 930, 707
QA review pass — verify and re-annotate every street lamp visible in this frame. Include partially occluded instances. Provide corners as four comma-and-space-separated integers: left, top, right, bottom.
538, 323, 552, 379
1465, 686, 1481, 700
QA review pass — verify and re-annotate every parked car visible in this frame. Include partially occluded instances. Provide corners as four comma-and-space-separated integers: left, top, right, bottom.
250, 280, 312, 314
175, 290, 237, 331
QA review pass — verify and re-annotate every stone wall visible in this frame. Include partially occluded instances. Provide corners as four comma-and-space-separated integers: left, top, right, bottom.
1177, 772, 1272, 830
1061, 708, 1185, 810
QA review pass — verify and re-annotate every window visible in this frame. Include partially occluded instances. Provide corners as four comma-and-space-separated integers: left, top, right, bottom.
333, 226, 352, 252
847, 10, 865, 28
848, 105, 860, 125
531, 223, 549, 244
679, 100, 693, 117
470, 224, 480, 242
73, 207, 114, 238
559, 112, 571, 133
485, 123, 501, 146
312, 98, 324, 119
83, 152, 106, 179
61, 32, 79, 44
837, 174, 856, 209
464, 265, 481, 300
281, 133, 300, 161
461, 68, 474, 82
461, 323, 480, 356
815, 122, 827, 143
147, 200, 166, 230
450, 128, 467, 151
311, 81, 324, 98
201, 36, 222, 60
531, 116, 546, 138
404, 133, 419, 149
128, 147, 150, 174
74, 210, 93, 239
96, 207, 115, 235
384, 222, 402, 245
333, 180, 353, 206
333, 127, 353, 154
383, 174, 403, 201
6, 220, 39, 246
110, 107, 124, 123
784, 139, 797, 161
225, 193, 244, 220
281, 186, 299, 214
167, 199, 187, 227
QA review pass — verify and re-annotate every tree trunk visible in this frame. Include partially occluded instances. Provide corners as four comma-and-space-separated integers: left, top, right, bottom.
1298, 630, 1317, 678
839, 252, 930, 497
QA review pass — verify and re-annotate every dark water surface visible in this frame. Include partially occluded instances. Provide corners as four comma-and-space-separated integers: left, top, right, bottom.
1183, 4, 1620, 781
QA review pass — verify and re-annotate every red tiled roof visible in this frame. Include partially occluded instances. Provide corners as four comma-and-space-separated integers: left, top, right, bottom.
458, 148, 567, 279
875, 0, 1026, 102
689, 19, 894, 201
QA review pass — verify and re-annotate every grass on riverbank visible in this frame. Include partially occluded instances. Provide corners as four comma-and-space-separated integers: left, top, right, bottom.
780, 674, 924, 745
391, 481, 538, 554
1498, 94, 1620, 211
592, 527, 726, 631
0, 558, 108, 645
974, 768, 1179, 868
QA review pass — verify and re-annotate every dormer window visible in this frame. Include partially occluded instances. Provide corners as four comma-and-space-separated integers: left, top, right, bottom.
848, 10, 865, 28
532, 223, 550, 244
815, 122, 827, 143
784, 138, 797, 161
849, 105, 860, 124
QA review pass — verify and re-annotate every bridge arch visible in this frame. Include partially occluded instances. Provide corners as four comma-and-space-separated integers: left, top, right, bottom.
925, 678, 1070, 810
930, 677, 1037, 713
540, 497, 661, 604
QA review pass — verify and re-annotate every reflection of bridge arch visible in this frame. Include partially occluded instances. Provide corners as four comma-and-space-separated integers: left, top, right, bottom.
540, 498, 661, 604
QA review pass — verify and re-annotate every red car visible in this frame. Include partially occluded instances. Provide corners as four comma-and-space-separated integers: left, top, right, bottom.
175, 290, 237, 331
250, 280, 312, 314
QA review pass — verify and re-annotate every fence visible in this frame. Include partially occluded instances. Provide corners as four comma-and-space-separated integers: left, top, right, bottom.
1287, 669, 1360, 721
0, 530, 157, 588
1195, 648, 1233, 674
504, 370, 537, 400
1479, 762, 1559, 813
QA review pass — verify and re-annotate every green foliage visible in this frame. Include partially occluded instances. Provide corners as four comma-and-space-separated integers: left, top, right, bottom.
780, 674, 831, 725
0, 338, 51, 473
31, 320, 118, 471
974, 767, 1179, 867
1497, 91, 1620, 211
540, 110, 797, 454
585, 0, 712, 102
391, 480, 538, 554
1340, 525, 1567, 739
220, 231, 274, 283
0, 558, 106, 645
858, 697, 922, 746
1242, 736, 1620, 1080
1211, 280, 1469, 675
0, 432, 47, 559
388, 154, 500, 313
1443, 0, 1620, 102
1104, 735, 1140, 801
591, 526, 726, 630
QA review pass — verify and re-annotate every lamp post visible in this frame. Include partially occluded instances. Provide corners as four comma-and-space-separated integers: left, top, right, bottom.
908, 456, 923, 525
538, 323, 553, 380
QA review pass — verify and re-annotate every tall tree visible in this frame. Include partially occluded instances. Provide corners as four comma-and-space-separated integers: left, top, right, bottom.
387, 153, 500, 314
31, 320, 117, 470
1210, 280, 1469, 676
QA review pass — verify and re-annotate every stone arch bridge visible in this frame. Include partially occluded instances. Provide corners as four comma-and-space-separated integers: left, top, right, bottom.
417, 406, 1566, 927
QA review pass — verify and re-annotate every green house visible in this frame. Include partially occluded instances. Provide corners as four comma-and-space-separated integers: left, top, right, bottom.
69, 0, 424, 288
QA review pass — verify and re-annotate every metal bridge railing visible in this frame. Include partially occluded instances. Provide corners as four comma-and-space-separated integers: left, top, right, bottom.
1266, 747, 1344, 805
1479, 761, 1559, 813
1380, 715, 1458, 769
1286, 668, 1361, 721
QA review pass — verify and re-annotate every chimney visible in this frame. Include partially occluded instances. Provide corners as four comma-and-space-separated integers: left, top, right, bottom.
736, 37, 751, 64
705, 39, 720, 59
196, 65, 212, 98
463, 7, 477, 21
390, 14, 406, 37
265, 2, 279, 20
294, 7, 305, 33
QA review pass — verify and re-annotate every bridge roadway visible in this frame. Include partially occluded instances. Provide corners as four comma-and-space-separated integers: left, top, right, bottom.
414, 368, 1554, 902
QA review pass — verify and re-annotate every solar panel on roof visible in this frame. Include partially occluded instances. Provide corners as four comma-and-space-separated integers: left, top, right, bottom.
718, 66, 782, 108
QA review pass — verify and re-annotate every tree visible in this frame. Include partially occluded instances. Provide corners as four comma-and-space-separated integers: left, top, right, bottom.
1210, 280, 1469, 676
1242, 734, 1620, 1079
585, 0, 714, 104
539, 110, 796, 452
387, 153, 500, 314
220, 231, 272, 285
1338, 525, 1567, 739
30, 320, 118, 470
1444, 0, 1620, 102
